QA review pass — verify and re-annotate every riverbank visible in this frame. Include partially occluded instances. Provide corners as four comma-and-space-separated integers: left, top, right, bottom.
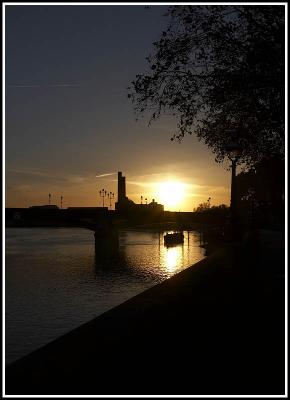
5, 230, 285, 395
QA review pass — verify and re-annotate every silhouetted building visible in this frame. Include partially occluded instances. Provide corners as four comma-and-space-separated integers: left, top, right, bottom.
30, 205, 59, 209
118, 171, 126, 202
115, 171, 164, 220
236, 155, 284, 229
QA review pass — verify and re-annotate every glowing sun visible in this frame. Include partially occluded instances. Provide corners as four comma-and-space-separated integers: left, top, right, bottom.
156, 181, 187, 210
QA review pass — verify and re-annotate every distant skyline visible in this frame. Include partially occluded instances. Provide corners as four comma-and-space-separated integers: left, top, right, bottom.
5, 4, 232, 211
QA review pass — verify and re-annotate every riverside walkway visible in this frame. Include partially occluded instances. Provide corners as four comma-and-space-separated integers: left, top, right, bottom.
5, 230, 285, 395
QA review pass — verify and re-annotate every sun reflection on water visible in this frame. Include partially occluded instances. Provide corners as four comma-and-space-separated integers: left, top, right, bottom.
6, 228, 206, 365
164, 245, 183, 272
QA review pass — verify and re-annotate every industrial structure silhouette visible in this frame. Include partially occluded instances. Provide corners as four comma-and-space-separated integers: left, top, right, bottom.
115, 171, 164, 215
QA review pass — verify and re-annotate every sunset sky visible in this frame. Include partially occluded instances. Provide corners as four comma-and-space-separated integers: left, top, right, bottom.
5, 5, 232, 212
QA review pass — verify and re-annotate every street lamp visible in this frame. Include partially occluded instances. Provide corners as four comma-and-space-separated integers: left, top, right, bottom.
99, 189, 107, 207
108, 192, 114, 210
226, 143, 242, 237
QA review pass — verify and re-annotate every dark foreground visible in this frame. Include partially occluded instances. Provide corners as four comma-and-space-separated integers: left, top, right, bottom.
6, 230, 285, 395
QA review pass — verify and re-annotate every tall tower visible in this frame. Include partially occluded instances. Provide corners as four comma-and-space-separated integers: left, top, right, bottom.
118, 171, 126, 202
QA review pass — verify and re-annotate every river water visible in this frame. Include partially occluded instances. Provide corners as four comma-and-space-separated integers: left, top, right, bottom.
5, 227, 205, 364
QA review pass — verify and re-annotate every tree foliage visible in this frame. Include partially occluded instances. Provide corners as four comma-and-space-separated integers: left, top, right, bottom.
128, 5, 285, 166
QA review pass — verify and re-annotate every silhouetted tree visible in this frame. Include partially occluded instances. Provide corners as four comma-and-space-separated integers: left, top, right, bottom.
194, 202, 210, 213
194, 203, 228, 219
129, 5, 285, 167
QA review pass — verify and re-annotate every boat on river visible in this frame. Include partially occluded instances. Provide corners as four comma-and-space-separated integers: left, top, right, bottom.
164, 232, 184, 246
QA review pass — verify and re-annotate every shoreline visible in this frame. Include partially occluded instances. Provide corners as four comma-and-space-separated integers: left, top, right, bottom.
5, 231, 285, 395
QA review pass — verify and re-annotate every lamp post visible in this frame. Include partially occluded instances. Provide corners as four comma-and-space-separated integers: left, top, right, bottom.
108, 192, 114, 210
226, 143, 242, 238
99, 189, 107, 207
207, 197, 211, 209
